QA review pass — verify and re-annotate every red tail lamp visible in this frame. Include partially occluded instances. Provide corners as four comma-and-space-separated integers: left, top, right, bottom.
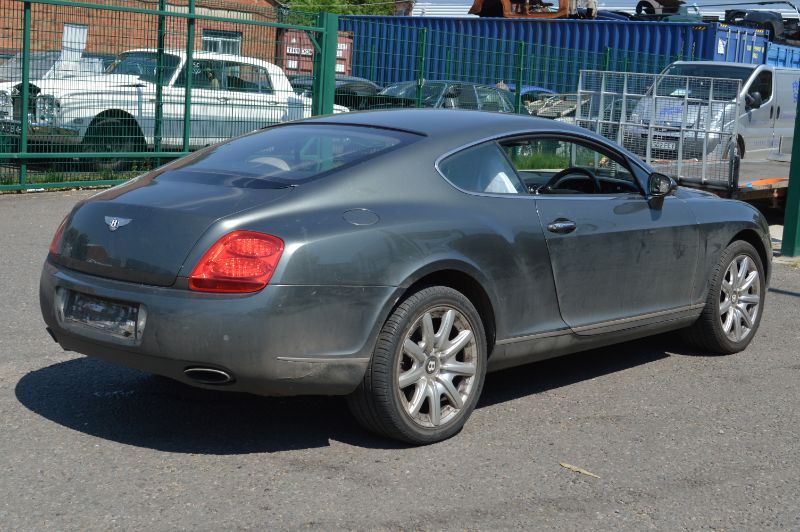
189, 231, 284, 293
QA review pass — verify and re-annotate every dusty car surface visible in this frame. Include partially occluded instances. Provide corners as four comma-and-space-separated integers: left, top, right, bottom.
40, 109, 771, 444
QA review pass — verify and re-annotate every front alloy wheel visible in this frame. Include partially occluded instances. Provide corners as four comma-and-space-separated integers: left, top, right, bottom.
683, 240, 765, 354
719, 254, 761, 343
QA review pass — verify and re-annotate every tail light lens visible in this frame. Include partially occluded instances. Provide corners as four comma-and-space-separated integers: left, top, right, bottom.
189, 231, 284, 293
49, 215, 68, 256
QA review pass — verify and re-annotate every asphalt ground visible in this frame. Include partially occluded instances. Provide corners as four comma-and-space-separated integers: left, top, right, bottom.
1, 190, 799, 530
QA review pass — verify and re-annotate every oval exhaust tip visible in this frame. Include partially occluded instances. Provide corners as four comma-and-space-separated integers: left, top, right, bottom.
183, 367, 234, 385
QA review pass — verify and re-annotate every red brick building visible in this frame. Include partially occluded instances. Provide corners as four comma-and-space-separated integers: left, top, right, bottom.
0, 0, 284, 62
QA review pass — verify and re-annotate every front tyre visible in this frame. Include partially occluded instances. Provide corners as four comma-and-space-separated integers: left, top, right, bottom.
683, 241, 765, 354
348, 286, 487, 444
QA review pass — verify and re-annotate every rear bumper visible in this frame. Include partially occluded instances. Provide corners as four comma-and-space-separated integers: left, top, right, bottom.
40, 261, 396, 396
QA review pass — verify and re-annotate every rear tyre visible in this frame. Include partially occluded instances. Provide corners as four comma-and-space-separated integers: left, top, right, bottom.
683, 240, 765, 354
348, 286, 487, 444
83, 117, 144, 172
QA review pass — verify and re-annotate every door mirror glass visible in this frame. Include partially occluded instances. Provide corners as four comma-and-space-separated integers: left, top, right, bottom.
649, 172, 676, 197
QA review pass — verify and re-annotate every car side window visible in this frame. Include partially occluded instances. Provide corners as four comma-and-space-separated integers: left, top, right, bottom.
476, 86, 504, 112
438, 142, 526, 195
748, 71, 772, 102
175, 60, 224, 90
225, 63, 273, 94
500, 137, 640, 195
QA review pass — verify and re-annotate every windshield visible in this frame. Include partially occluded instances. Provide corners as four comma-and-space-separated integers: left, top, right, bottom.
657, 64, 753, 100
0, 52, 59, 81
154, 124, 421, 187
379, 82, 446, 106
107, 51, 181, 83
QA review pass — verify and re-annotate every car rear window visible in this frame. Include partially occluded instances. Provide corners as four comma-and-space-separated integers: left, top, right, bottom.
155, 124, 421, 188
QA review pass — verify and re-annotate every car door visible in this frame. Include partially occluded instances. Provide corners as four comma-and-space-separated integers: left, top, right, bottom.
740, 70, 776, 156
222, 61, 288, 135
499, 134, 701, 332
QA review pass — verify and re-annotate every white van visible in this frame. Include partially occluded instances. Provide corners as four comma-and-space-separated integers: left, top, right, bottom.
623, 61, 800, 160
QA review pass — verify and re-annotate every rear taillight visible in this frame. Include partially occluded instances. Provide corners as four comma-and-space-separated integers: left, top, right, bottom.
49, 215, 68, 256
188, 231, 284, 293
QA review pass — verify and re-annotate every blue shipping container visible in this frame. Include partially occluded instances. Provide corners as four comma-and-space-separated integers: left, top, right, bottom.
766, 41, 800, 68
339, 16, 767, 91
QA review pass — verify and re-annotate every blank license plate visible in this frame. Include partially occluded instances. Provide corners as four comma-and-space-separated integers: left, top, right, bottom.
652, 141, 676, 150
64, 291, 139, 339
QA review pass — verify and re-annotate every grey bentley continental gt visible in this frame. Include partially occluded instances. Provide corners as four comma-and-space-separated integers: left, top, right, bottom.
40, 109, 771, 444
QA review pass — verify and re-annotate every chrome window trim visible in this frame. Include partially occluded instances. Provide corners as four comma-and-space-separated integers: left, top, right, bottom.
434, 128, 650, 199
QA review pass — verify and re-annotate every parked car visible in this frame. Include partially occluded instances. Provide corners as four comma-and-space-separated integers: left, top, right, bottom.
622, 61, 800, 159
358, 80, 519, 113
288, 74, 381, 109
0, 50, 115, 82
40, 109, 771, 444
0, 49, 348, 169
505, 83, 556, 103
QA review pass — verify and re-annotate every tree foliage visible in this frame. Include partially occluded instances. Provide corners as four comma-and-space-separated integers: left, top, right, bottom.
285, 0, 395, 16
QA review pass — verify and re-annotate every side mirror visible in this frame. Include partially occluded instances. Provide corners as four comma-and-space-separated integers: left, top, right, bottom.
649, 172, 677, 198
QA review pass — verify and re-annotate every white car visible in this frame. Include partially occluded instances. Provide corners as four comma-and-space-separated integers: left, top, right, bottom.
0, 49, 347, 168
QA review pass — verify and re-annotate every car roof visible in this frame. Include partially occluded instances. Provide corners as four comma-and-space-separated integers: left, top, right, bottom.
302, 108, 586, 139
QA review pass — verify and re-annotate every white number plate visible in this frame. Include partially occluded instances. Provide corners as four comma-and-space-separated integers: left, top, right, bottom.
652, 141, 676, 150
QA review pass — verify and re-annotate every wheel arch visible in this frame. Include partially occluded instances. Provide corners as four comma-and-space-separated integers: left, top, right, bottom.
383, 261, 499, 358
729, 228, 770, 280
86, 109, 146, 145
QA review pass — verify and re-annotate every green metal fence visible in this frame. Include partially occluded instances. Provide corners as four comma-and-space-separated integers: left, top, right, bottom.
0, 0, 338, 190
0, 0, 686, 191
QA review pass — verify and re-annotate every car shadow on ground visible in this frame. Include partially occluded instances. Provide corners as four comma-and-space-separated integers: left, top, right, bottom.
15, 334, 702, 453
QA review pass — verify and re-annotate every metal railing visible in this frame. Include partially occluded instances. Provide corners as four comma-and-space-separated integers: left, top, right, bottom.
0, 0, 689, 191
0, 0, 338, 190
577, 70, 742, 192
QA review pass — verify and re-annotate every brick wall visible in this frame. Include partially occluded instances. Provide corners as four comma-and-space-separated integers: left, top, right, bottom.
0, 0, 281, 62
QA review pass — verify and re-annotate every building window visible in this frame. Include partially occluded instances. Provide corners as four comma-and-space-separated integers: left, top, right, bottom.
202, 30, 242, 55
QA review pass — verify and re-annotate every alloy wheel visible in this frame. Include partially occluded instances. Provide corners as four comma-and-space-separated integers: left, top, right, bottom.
397, 306, 478, 428
719, 254, 761, 343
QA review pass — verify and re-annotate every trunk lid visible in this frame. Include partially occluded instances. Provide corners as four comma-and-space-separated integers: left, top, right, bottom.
54, 173, 292, 286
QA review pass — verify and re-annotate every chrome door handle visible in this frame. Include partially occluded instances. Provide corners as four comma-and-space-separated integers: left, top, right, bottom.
547, 219, 577, 234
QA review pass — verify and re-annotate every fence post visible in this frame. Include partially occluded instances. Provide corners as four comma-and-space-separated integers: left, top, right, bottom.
603, 47, 611, 71
154, 0, 166, 164
514, 41, 524, 114
780, 91, 800, 257
182, 0, 195, 152
19, 1, 32, 186
311, 12, 338, 116
415, 28, 428, 108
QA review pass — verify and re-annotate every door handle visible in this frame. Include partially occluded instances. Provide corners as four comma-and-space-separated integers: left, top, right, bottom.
770, 106, 773, 119
777, 106, 781, 119
547, 219, 577, 234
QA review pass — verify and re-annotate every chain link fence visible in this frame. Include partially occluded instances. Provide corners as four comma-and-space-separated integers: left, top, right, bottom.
576, 70, 742, 191
0, 0, 331, 189
0, 1, 694, 190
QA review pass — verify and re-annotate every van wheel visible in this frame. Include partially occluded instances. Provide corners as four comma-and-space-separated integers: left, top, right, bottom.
83, 117, 144, 172
348, 286, 487, 444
